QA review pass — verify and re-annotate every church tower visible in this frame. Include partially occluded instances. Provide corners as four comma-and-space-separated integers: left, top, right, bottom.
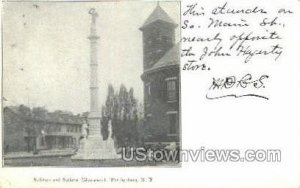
140, 3, 180, 147
140, 4, 178, 70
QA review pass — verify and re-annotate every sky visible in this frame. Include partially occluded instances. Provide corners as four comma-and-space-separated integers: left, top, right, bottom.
2, 1, 180, 114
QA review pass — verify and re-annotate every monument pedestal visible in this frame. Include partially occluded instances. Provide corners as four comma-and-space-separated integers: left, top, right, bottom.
72, 136, 120, 160
72, 112, 120, 160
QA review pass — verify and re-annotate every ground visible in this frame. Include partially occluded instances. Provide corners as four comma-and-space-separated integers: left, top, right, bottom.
3, 155, 180, 167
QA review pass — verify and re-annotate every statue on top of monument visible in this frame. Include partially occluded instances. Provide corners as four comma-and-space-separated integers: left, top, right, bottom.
89, 8, 98, 23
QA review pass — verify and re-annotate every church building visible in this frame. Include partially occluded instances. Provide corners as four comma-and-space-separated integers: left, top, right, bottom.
140, 4, 180, 146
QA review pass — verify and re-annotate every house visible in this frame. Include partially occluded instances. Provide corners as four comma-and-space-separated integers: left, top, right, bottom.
3, 105, 83, 153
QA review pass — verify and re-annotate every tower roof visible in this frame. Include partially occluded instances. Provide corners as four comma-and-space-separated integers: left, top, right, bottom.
147, 42, 180, 72
140, 4, 177, 30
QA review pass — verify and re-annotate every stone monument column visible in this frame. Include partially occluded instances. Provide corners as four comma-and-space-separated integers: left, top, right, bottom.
72, 8, 120, 160
87, 8, 102, 140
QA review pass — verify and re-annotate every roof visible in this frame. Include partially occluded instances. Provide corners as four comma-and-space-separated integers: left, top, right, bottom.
147, 42, 180, 72
4, 106, 83, 125
140, 4, 177, 30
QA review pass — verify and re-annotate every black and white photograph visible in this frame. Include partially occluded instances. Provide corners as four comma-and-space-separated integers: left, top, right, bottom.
1, 0, 300, 187
2, 1, 181, 167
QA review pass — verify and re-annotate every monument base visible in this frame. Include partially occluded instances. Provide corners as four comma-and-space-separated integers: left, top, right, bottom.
72, 112, 120, 160
72, 136, 121, 160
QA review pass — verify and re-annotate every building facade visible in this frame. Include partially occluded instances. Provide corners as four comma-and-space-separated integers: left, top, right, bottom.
140, 4, 180, 145
3, 106, 83, 153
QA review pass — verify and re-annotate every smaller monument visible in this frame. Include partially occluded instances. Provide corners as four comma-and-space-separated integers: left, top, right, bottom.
105, 120, 116, 151
77, 119, 88, 152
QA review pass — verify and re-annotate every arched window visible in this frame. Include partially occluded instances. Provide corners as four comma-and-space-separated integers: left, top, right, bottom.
145, 82, 151, 104
166, 77, 177, 102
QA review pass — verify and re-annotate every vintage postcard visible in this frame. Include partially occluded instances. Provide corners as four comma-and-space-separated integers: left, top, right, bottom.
1, 0, 300, 187
2, 1, 180, 167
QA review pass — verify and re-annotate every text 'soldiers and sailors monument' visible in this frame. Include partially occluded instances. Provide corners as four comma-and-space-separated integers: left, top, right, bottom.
72, 8, 119, 160
140, 4, 180, 145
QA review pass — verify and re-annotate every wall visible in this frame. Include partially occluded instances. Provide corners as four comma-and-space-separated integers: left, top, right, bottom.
143, 66, 180, 143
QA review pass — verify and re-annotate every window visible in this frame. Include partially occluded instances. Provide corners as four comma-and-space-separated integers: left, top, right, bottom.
145, 114, 152, 137
168, 113, 178, 134
70, 137, 73, 146
145, 82, 151, 104
166, 78, 177, 102
41, 137, 44, 146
